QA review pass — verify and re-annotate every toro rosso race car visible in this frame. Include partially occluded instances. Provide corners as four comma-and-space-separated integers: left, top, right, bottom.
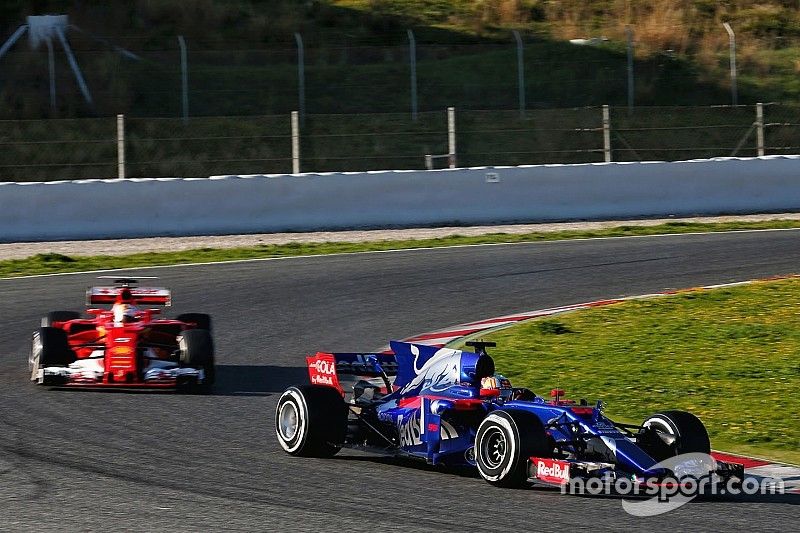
276, 341, 744, 490
29, 277, 215, 392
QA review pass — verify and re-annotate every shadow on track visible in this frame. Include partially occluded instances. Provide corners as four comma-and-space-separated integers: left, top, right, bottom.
335, 453, 480, 480
212, 364, 307, 397
701, 491, 800, 505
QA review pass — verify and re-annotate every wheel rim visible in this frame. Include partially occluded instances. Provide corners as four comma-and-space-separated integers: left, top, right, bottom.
644, 418, 676, 437
277, 401, 300, 442
480, 427, 508, 469
644, 416, 681, 454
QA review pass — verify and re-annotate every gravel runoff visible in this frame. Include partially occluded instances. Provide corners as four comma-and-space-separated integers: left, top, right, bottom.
3, 213, 800, 261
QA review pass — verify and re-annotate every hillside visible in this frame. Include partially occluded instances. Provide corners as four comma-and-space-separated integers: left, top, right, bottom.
2, 1, 800, 180
1, 1, 799, 119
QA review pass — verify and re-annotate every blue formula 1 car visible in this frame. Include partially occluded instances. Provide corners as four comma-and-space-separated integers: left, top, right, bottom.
275, 341, 744, 489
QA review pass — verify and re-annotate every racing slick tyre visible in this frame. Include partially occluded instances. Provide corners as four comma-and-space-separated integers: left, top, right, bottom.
177, 329, 215, 394
41, 311, 81, 327
641, 410, 711, 460
176, 313, 212, 332
275, 385, 348, 458
475, 410, 551, 488
30, 327, 76, 381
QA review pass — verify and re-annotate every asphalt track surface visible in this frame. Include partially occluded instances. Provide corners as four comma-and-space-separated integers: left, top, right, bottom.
1, 230, 799, 532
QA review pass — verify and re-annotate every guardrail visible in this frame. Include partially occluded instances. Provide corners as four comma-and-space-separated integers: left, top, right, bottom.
2, 156, 799, 242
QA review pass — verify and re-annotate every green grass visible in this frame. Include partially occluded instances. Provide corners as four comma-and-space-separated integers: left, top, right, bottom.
2, 219, 799, 279
454, 278, 800, 464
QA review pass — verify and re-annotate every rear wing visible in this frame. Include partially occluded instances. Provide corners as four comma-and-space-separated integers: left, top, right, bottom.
86, 286, 172, 306
307, 352, 398, 395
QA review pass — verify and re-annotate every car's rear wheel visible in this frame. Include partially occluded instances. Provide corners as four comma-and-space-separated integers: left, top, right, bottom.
41, 311, 81, 327
475, 410, 550, 488
641, 410, 711, 460
177, 329, 215, 393
30, 327, 75, 382
275, 385, 348, 457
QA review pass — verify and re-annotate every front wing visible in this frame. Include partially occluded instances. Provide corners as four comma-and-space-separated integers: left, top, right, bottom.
528, 456, 745, 491
36, 359, 206, 389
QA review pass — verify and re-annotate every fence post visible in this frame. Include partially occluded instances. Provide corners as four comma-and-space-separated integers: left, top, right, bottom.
602, 105, 612, 163
447, 107, 456, 168
291, 110, 300, 174
294, 33, 306, 124
407, 29, 418, 122
116, 114, 125, 180
756, 102, 765, 157
723, 23, 738, 106
626, 26, 634, 113
46, 38, 56, 114
512, 30, 525, 118
178, 35, 189, 124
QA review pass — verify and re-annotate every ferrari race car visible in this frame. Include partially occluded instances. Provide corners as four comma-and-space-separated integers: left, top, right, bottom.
276, 341, 744, 490
29, 277, 215, 392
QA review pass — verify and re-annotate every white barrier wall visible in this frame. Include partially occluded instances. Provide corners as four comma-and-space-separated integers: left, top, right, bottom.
2, 156, 800, 242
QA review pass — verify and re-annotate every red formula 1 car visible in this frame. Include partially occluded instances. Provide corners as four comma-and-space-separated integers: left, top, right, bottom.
28, 277, 215, 392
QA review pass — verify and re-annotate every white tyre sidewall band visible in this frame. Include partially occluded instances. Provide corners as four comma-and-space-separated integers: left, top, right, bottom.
275, 387, 308, 454
476, 412, 518, 483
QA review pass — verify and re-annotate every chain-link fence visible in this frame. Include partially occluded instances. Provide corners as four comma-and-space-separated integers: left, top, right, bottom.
0, 37, 748, 120
1, 104, 798, 182
124, 115, 292, 177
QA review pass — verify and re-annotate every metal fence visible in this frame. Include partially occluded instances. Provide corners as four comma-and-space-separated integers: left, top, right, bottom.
0, 34, 767, 120
2, 103, 799, 182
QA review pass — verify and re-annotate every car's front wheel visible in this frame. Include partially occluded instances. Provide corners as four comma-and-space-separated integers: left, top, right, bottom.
275, 385, 347, 457
641, 410, 711, 460
475, 410, 550, 488
176, 313, 212, 332
30, 327, 75, 382
177, 329, 215, 393
41, 311, 81, 327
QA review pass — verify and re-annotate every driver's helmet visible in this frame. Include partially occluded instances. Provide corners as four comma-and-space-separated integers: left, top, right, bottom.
113, 303, 139, 324
480, 374, 513, 399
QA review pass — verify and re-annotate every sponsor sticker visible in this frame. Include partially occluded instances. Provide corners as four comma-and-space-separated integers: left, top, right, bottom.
534, 458, 571, 485
110, 346, 134, 356
306, 353, 341, 390
310, 359, 335, 375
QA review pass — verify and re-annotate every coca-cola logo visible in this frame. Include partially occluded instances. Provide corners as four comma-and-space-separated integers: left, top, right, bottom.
311, 359, 335, 375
